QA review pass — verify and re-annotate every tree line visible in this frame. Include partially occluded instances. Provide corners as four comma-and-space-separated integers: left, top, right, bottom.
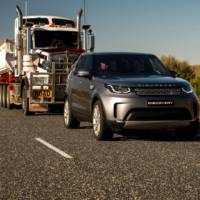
160, 55, 200, 97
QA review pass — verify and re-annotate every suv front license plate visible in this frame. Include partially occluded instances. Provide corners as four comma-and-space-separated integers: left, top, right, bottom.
147, 100, 174, 106
32, 90, 52, 99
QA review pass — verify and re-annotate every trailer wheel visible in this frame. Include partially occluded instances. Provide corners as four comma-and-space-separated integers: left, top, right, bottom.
22, 87, 30, 115
2, 85, 7, 108
7, 86, 14, 109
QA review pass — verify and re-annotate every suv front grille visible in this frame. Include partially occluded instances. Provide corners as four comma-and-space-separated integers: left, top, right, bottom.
126, 108, 191, 121
133, 88, 181, 96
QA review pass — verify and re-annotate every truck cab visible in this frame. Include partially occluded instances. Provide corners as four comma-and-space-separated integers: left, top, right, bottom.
0, 5, 95, 114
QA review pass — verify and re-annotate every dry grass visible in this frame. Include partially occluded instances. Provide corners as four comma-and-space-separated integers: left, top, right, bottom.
192, 65, 200, 77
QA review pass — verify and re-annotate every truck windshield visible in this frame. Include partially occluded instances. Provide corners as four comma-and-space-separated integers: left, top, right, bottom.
94, 54, 170, 77
23, 18, 49, 26
52, 18, 75, 27
34, 31, 78, 48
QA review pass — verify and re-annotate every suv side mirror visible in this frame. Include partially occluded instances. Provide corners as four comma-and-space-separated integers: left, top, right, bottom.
169, 69, 177, 78
77, 70, 91, 78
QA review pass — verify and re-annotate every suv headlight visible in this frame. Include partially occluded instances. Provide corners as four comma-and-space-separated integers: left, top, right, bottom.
105, 84, 131, 94
181, 84, 193, 94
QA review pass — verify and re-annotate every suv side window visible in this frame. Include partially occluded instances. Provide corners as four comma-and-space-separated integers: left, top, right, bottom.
74, 55, 92, 74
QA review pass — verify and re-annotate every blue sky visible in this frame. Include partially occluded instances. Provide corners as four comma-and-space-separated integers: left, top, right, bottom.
0, 0, 200, 64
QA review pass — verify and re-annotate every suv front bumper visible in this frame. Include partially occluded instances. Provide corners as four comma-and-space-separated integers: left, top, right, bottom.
101, 94, 199, 130
122, 120, 192, 129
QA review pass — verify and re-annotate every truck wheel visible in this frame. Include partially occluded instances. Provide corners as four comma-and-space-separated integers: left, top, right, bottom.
92, 101, 113, 140
2, 85, 7, 108
175, 120, 199, 139
22, 87, 30, 115
0, 85, 3, 107
7, 86, 14, 109
64, 98, 80, 128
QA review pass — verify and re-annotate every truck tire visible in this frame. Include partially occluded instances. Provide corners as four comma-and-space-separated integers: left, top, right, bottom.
0, 85, 3, 107
22, 86, 30, 115
7, 85, 14, 109
2, 85, 7, 108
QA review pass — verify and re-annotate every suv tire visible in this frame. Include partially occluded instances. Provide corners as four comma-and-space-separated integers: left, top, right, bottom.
175, 120, 199, 139
64, 98, 80, 128
92, 101, 113, 140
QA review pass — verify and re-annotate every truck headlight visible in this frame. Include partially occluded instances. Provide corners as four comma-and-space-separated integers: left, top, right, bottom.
181, 84, 193, 94
105, 84, 131, 94
32, 75, 49, 85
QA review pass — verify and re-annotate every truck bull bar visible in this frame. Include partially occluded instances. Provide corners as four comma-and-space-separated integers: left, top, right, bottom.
29, 53, 78, 104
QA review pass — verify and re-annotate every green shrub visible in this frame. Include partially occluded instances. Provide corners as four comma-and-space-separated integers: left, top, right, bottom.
191, 77, 200, 98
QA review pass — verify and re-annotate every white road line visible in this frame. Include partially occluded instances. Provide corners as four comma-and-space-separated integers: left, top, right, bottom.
35, 137, 73, 159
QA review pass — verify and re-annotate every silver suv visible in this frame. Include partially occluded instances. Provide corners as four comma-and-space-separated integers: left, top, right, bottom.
64, 52, 199, 140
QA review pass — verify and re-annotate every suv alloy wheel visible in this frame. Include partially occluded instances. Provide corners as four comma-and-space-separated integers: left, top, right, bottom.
92, 101, 113, 140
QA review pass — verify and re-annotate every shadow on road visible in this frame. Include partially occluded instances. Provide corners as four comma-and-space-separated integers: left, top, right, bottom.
76, 121, 200, 142
112, 128, 200, 142
78, 122, 200, 142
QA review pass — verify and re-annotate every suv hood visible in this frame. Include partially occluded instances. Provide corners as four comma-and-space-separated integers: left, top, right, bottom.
96, 75, 190, 87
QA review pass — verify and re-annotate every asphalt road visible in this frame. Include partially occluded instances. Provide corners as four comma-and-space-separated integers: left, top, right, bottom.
1, 108, 200, 200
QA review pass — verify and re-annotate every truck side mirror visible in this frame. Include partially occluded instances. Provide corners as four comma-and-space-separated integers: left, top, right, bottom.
90, 34, 95, 52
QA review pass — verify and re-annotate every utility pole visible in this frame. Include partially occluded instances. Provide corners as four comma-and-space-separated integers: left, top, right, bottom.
25, 0, 28, 16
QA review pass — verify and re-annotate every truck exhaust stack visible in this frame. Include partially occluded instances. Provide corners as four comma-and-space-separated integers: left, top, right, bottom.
77, 9, 83, 48
16, 5, 23, 76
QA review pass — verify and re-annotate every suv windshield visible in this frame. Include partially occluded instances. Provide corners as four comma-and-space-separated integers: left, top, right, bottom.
34, 30, 78, 48
94, 54, 169, 76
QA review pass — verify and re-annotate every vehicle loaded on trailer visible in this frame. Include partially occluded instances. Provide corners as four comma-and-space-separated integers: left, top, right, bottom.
0, 5, 95, 115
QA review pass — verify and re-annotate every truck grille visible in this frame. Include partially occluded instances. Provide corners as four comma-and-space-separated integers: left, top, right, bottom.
133, 88, 181, 96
